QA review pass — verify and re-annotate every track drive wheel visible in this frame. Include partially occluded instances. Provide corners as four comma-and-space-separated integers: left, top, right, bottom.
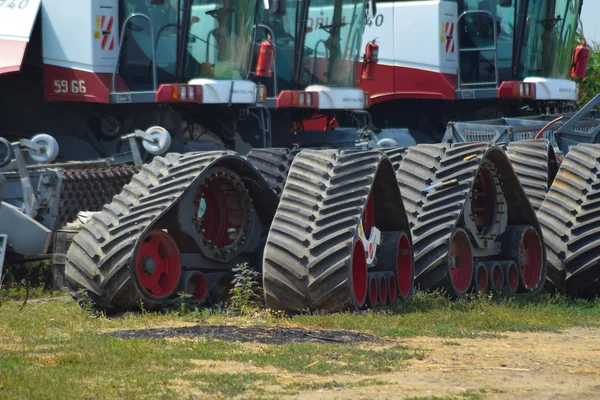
134, 230, 182, 300
446, 228, 473, 298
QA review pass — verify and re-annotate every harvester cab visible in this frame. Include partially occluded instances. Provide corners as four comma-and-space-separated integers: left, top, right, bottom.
250, 0, 377, 149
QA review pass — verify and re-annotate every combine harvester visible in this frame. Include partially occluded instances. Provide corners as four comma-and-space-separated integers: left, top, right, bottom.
350, 0, 600, 299
357, 0, 585, 142
0, 0, 545, 313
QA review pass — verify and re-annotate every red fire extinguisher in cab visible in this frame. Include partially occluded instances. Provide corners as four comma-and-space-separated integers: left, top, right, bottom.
256, 36, 275, 78
571, 40, 590, 79
361, 40, 379, 81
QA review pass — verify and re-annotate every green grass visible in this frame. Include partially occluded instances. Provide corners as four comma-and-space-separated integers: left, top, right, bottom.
284, 291, 600, 338
1, 289, 600, 398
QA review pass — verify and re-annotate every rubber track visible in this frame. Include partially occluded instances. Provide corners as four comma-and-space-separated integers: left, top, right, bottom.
394, 145, 446, 228
64, 151, 263, 311
537, 144, 600, 295
505, 139, 557, 212
246, 148, 299, 196
396, 142, 543, 293
380, 148, 408, 172
263, 149, 409, 312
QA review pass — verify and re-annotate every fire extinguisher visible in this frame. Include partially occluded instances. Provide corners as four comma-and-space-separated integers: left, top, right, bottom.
571, 41, 590, 79
256, 38, 275, 78
361, 40, 379, 81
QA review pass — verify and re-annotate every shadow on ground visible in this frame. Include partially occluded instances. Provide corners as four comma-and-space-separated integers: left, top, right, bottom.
106, 325, 382, 344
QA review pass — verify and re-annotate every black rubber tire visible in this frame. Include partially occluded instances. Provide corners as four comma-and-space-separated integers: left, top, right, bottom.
262, 149, 411, 312
538, 144, 600, 296
246, 148, 299, 196
65, 151, 276, 312
505, 139, 558, 212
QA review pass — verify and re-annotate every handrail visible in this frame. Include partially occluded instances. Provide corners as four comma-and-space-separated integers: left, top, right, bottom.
112, 13, 158, 93
312, 39, 329, 85
456, 10, 499, 89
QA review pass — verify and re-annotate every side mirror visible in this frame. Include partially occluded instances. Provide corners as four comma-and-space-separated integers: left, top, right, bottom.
498, 0, 512, 7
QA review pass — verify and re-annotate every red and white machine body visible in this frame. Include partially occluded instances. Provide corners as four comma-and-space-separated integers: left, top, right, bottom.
357, 0, 578, 106
0, 0, 258, 105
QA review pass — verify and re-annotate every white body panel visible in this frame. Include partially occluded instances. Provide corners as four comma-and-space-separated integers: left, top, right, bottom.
361, 0, 458, 75
523, 77, 578, 101
187, 79, 257, 104
0, 0, 41, 42
41, 0, 119, 72
305, 86, 365, 109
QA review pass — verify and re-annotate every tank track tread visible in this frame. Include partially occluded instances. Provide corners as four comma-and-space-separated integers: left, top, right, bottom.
538, 144, 600, 296
246, 148, 300, 196
504, 139, 557, 212
379, 148, 408, 172
394, 144, 447, 228
262, 149, 410, 312
397, 143, 543, 293
65, 151, 265, 312
58, 165, 141, 228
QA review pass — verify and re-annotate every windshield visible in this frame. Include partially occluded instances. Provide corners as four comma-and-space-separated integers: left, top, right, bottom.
518, 0, 581, 79
118, 0, 256, 88
299, 0, 365, 87
184, 0, 256, 80
257, 0, 365, 90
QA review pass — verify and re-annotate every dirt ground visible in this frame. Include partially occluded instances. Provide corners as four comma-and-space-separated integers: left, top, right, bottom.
184, 327, 600, 399
314, 327, 600, 399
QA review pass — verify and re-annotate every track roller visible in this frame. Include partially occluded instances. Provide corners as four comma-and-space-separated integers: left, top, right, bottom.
396, 143, 545, 298
484, 261, 504, 291
177, 271, 209, 304
386, 272, 397, 303
262, 149, 413, 312
471, 262, 488, 294
367, 274, 378, 308
373, 231, 414, 301
377, 272, 387, 304
65, 151, 278, 312
502, 225, 544, 293
501, 261, 519, 293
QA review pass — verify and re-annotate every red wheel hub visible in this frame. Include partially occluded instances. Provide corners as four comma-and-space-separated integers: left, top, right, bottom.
520, 228, 543, 289
351, 240, 368, 307
397, 233, 412, 299
449, 229, 473, 294
135, 231, 181, 299
471, 167, 495, 234
194, 172, 249, 250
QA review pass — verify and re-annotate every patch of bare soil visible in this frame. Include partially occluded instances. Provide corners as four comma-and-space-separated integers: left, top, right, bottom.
283, 327, 600, 400
107, 325, 380, 344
